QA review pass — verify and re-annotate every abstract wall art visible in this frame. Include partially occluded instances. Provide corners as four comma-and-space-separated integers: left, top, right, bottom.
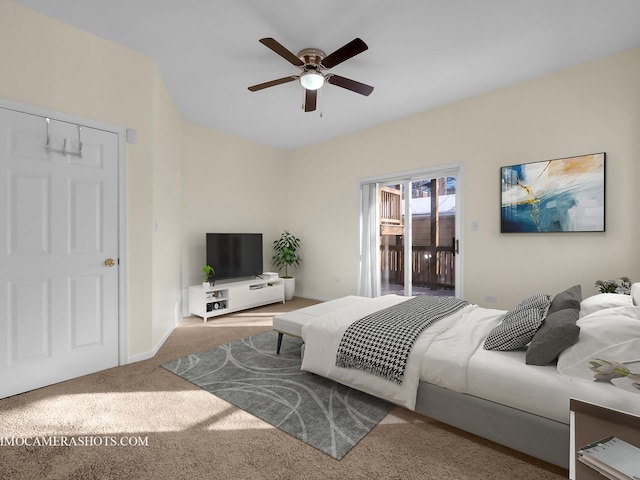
500, 153, 605, 233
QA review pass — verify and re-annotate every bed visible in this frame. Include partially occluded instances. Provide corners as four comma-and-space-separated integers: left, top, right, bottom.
300, 283, 640, 468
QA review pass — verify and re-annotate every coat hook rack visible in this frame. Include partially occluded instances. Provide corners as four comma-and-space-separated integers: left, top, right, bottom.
44, 118, 83, 158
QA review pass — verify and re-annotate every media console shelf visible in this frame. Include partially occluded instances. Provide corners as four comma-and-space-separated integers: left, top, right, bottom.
188, 277, 285, 322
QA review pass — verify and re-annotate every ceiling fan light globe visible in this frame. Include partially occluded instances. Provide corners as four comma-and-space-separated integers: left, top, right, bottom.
300, 71, 325, 90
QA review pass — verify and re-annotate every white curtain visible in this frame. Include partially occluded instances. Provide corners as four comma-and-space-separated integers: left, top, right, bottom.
357, 182, 380, 297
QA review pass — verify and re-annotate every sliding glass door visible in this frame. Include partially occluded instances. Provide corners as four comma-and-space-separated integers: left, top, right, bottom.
360, 166, 461, 298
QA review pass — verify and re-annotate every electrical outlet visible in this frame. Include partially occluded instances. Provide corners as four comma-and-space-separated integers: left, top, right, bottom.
484, 295, 497, 303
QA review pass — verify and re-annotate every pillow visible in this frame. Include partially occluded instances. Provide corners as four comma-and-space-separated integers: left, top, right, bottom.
557, 306, 640, 393
632, 283, 640, 306
547, 285, 582, 315
525, 308, 580, 365
580, 293, 633, 317
483, 293, 551, 351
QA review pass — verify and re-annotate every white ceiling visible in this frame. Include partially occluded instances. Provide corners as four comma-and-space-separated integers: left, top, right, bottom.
12, 0, 640, 150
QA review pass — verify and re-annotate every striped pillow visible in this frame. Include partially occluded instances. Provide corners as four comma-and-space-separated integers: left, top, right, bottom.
483, 293, 551, 351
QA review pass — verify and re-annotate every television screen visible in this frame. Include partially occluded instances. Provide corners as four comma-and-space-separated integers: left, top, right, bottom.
206, 233, 263, 280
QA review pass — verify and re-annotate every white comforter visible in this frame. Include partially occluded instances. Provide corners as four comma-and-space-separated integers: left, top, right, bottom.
300, 295, 501, 410
303, 294, 640, 421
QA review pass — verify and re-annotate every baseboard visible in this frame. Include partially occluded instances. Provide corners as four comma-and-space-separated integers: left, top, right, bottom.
295, 294, 334, 302
126, 323, 175, 364
127, 294, 325, 363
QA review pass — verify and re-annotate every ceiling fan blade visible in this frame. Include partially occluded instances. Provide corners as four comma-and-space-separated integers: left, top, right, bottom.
304, 89, 317, 112
248, 76, 297, 92
259, 38, 304, 67
326, 75, 374, 96
321, 38, 368, 69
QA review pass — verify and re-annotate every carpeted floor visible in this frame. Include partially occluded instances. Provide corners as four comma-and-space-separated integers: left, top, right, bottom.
0, 298, 569, 480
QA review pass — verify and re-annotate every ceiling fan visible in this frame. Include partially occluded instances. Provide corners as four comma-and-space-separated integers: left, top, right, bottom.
248, 37, 374, 112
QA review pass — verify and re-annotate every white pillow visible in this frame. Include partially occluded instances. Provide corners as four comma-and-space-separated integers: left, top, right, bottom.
557, 306, 640, 387
631, 283, 640, 306
579, 293, 633, 317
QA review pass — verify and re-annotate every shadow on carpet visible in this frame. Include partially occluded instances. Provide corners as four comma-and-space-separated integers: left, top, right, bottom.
161, 330, 392, 460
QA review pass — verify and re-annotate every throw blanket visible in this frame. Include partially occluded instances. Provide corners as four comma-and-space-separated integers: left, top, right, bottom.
335, 296, 470, 384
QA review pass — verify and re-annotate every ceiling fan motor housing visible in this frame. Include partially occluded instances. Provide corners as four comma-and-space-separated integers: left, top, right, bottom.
297, 48, 326, 71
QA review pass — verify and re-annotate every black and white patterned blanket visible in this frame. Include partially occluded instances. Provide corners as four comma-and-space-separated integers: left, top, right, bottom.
335, 296, 470, 384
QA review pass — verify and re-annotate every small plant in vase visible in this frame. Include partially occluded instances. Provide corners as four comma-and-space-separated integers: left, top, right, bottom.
202, 265, 215, 289
595, 276, 632, 294
272, 230, 301, 300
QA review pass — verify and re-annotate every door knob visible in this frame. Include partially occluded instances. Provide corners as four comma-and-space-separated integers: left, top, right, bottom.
104, 258, 116, 267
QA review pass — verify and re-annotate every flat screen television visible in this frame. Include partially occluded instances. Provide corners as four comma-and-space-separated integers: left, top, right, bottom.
206, 233, 263, 280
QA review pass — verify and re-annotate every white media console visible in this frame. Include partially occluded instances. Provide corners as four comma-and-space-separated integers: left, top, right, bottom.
188, 276, 285, 321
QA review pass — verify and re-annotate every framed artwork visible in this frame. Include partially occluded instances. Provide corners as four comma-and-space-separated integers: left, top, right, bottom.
500, 153, 605, 233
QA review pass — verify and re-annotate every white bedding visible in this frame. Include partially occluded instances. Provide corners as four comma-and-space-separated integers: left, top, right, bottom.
419, 306, 506, 391
465, 348, 640, 423
420, 303, 640, 422
301, 292, 640, 421
300, 294, 479, 410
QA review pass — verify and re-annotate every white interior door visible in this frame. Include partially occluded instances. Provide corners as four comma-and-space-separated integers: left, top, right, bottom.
0, 108, 120, 398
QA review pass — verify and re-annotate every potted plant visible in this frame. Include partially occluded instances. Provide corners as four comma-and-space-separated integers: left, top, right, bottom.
202, 265, 215, 289
595, 276, 632, 294
272, 230, 301, 300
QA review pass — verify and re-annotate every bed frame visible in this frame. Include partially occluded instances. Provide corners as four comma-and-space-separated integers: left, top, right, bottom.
415, 382, 569, 468
290, 296, 570, 469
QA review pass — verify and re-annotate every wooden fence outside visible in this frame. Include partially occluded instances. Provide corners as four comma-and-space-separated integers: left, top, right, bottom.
381, 244, 455, 290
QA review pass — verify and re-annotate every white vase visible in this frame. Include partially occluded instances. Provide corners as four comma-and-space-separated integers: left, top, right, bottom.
283, 277, 295, 301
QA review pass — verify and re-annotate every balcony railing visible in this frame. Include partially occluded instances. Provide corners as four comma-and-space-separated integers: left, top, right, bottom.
380, 186, 402, 225
381, 244, 455, 290
379, 186, 404, 236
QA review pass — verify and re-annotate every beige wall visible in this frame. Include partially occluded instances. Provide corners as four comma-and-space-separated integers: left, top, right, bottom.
0, 1, 183, 357
288, 48, 640, 308
1, 1, 288, 358
180, 122, 287, 301
3, 0, 638, 361
150, 69, 184, 348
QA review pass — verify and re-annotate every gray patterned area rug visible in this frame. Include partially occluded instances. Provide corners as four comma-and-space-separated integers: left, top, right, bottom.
161, 330, 392, 460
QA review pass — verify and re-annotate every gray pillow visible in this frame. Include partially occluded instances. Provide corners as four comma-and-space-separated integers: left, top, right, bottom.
525, 309, 580, 365
547, 284, 581, 315
483, 293, 551, 351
